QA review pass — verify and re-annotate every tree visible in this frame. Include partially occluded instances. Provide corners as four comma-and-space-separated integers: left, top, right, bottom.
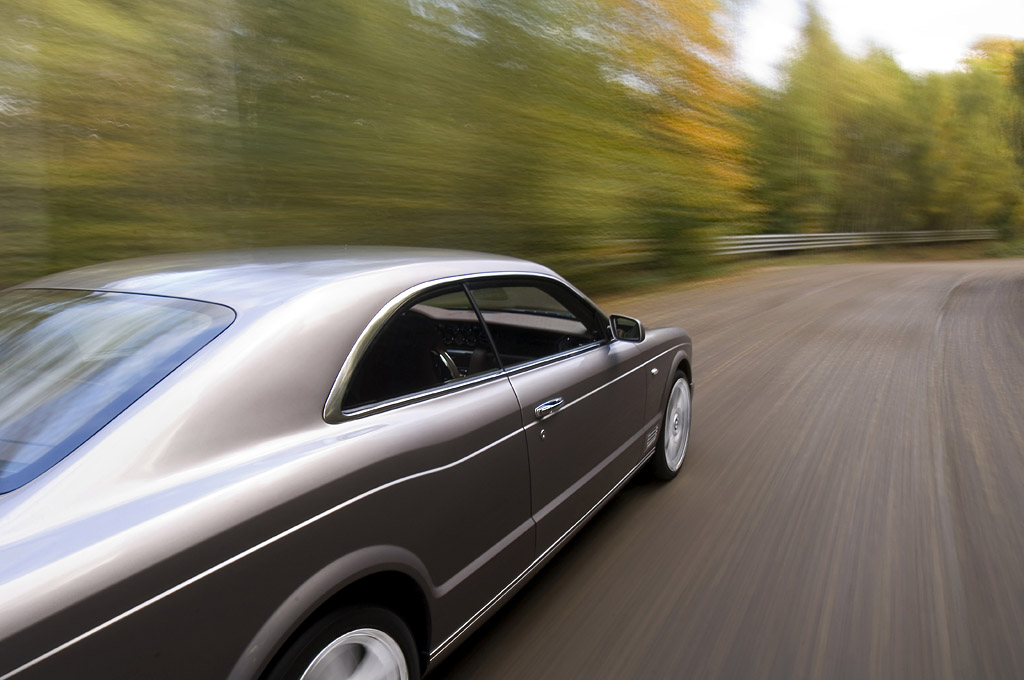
750, 1, 845, 233
748, 4, 1024, 236
602, 0, 759, 265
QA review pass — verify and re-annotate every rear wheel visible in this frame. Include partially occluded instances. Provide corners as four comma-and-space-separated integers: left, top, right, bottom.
266, 606, 420, 680
651, 372, 691, 480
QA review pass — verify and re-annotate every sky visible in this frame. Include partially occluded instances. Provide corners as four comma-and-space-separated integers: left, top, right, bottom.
737, 0, 1024, 86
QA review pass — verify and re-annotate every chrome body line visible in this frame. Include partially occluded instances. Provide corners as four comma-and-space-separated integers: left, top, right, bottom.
0, 428, 526, 680
434, 519, 535, 598
427, 340, 690, 661
429, 442, 657, 662
531, 413, 658, 529
521, 345, 683, 430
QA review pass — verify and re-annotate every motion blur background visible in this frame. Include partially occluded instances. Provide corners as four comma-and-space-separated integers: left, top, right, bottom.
1, 0, 1023, 290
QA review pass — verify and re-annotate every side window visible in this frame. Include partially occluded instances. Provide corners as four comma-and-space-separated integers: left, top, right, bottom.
467, 280, 606, 369
342, 286, 501, 410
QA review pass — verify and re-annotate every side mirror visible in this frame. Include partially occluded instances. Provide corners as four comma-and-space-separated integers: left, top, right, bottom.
610, 314, 645, 342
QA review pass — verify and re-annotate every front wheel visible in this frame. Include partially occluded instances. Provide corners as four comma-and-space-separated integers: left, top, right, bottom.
650, 372, 691, 480
265, 606, 420, 680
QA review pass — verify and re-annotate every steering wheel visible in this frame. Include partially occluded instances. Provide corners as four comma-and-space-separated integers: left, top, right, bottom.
432, 350, 460, 381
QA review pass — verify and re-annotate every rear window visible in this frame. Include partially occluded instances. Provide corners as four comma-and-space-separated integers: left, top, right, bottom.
0, 289, 235, 493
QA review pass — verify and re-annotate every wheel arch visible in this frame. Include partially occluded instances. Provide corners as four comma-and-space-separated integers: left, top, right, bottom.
648, 347, 691, 424
668, 347, 692, 396
677, 356, 692, 390
230, 546, 434, 680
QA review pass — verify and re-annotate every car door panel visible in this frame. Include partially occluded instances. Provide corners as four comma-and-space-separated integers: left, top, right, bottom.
329, 376, 534, 643
506, 341, 646, 554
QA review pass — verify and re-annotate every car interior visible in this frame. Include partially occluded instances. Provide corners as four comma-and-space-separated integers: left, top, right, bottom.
341, 282, 606, 411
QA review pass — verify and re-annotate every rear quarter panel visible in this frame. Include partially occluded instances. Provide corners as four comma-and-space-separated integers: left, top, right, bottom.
0, 377, 533, 680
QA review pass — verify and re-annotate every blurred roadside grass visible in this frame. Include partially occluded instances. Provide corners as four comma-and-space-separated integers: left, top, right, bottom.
983, 238, 1024, 259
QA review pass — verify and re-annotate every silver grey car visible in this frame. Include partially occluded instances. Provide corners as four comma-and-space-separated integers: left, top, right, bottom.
0, 247, 692, 680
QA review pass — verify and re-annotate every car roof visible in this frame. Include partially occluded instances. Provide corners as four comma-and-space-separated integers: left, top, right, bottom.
14, 247, 553, 314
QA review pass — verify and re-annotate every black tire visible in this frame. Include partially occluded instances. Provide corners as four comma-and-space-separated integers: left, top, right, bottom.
265, 606, 420, 680
650, 371, 692, 480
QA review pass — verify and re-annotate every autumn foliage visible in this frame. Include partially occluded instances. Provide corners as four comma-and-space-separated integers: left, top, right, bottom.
0, 0, 1021, 289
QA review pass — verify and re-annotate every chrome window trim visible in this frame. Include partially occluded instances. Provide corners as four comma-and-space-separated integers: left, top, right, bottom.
338, 369, 508, 419
323, 271, 610, 423
494, 340, 603, 378
337, 341, 605, 421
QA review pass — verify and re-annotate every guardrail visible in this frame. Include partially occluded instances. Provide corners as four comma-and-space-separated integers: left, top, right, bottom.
713, 229, 998, 255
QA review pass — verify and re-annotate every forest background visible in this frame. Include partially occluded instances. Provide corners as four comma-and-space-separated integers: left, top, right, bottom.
1, 0, 1023, 290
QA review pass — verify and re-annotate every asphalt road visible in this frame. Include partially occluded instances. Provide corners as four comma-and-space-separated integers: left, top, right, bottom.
432, 260, 1024, 680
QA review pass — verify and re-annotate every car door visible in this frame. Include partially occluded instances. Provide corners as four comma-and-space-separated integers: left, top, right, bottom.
466, 278, 647, 555
331, 283, 534, 639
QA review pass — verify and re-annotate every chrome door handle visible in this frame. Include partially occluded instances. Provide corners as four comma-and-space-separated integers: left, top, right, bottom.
534, 398, 565, 419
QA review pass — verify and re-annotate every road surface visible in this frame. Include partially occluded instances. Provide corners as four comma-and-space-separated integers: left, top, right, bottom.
432, 260, 1024, 679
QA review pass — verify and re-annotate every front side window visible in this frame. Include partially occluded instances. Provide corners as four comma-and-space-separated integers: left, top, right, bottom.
0, 289, 235, 493
467, 280, 606, 369
342, 286, 500, 410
